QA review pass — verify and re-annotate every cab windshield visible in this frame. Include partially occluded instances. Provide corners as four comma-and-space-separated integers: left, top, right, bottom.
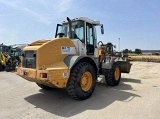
62, 20, 85, 43
0, 46, 7, 52
0, 46, 2, 51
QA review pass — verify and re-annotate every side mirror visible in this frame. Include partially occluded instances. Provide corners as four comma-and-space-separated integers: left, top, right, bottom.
114, 45, 116, 48
101, 25, 104, 34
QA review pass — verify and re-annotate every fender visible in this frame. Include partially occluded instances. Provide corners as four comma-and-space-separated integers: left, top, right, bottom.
101, 57, 117, 69
64, 55, 98, 70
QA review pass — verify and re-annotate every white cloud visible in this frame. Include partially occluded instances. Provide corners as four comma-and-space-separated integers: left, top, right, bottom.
0, 0, 74, 25
57, 0, 73, 14
38, 0, 48, 9
0, 26, 20, 45
0, 0, 52, 25
23, 7, 52, 25
0, 14, 17, 17
0, 0, 19, 8
0, 0, 76, 45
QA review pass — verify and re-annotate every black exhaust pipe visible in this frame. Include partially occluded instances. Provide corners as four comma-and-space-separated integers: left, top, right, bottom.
67, 17, 72, 39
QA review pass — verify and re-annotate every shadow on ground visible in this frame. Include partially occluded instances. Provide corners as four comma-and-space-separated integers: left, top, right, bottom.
24, 78, 141, 118
122, 78, 142, 84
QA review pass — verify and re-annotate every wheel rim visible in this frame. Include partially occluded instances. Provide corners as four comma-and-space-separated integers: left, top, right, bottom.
80, 71, 92, 91
114, 67, 120, 80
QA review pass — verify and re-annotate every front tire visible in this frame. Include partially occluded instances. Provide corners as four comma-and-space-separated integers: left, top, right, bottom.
105, 64, 121, 86
67, 62, 96, 100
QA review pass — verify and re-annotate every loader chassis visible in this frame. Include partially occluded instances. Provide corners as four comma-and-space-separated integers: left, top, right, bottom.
0, 44, 24, 71
16, 17, 132, 100
0, 44, 12, 71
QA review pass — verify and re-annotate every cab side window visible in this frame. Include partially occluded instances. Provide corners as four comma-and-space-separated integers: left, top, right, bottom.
86, 23, 94, 55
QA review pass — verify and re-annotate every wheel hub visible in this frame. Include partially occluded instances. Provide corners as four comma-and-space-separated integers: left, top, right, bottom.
81, 71, 92, 91
114, 67, 120, 80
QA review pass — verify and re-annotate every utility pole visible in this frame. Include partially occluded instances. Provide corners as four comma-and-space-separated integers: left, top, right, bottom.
118, 38, 120, 52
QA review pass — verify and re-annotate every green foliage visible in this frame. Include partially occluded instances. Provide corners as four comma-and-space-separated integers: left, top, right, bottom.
123, 49, 133, 53
135, 49, 142, 54
128, 49, 133, 53
123, 49, 129, 53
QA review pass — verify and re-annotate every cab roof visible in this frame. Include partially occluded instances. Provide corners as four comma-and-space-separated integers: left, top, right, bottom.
62, 17, 101, 25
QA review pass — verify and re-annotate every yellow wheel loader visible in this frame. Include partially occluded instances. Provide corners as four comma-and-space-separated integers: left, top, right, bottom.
0, 44, 12, 71
0, 51, 6, 70
0, 44, 24, 72
16, 17, 132, 100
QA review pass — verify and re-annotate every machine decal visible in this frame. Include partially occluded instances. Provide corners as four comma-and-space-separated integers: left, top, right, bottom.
61, 46, 76, 54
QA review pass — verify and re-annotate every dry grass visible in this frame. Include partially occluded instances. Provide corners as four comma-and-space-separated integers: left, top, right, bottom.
128, 55, 160, 62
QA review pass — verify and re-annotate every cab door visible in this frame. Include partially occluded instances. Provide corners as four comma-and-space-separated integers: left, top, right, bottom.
86, 23, 95, 55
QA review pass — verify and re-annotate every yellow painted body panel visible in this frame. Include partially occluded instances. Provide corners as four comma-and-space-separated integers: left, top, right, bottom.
16, 66, 70, 88
0, 52, 11, 66
45, 61, 68, 70
23, 46, 40, 51
36, 38, 76, 69
16, 37, 77, 88
0, 52, 6, 65
94, 48, 102, 58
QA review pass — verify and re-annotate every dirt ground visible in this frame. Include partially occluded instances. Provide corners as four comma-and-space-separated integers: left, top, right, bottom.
0, 62, 160, 119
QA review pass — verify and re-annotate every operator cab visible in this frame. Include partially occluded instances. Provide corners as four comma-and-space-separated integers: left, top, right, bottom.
0, 44, 11, 53
55, 17, 104, 55
106, 43, 114, 55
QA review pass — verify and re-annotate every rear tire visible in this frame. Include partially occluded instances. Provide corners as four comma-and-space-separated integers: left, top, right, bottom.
36, 83, 53, 90
5, 65, 12, 72
105, 64, 121, 86
5, 66, 10, 72
0, 64, 2, 71
67, 62, 96, 100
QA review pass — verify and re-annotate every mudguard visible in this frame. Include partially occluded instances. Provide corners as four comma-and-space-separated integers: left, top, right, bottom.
101, 56, 132, 73
64, 55, 98, 70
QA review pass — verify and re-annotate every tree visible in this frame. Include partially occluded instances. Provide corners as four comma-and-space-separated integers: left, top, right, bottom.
123, 49, 133, 53
135, 49, 142, 54
123, 49, 129, 53
128, 49, 133, 53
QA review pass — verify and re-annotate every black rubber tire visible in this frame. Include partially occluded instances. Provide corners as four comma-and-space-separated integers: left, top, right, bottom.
105, 64, 121, 86
66, 62, 96, 100
36, 83, 53, 90
0, 64, 2, 71
5, 66, 10, 72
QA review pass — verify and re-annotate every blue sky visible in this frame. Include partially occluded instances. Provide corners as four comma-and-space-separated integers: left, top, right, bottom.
0, 0, 160, 51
